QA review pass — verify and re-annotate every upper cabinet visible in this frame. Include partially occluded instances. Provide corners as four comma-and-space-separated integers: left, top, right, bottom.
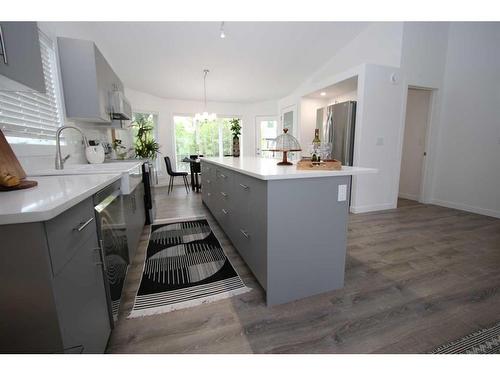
57, 37, 127, 123
0, 22, 45, 93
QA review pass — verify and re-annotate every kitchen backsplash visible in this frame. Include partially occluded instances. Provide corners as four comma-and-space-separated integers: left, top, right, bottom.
10, 121, 135, 172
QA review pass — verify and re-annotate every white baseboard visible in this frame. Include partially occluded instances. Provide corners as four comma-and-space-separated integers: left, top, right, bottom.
350, 203, 396, 214
398, 192, 419, 201
430, 199, 500, 219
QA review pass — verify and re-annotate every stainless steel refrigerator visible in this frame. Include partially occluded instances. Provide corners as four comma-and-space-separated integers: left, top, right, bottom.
322, 101, 357, 166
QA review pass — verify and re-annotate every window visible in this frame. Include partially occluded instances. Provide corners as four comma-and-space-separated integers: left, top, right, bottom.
173, 116, 239, 171
0, 31, 62, 144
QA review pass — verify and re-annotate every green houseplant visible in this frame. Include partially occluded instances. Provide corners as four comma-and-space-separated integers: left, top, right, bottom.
230, 118, 241, 157
131, 113, 161, 160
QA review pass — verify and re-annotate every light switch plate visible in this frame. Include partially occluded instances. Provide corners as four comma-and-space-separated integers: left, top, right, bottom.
376, 137, 384, 146
338, 184, 347, 202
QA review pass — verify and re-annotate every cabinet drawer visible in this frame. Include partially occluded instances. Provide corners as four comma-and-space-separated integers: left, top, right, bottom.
215, 167, 232, 188
201, 162, 214, 180
45, 198, 97, 276
234, 220, 267, 289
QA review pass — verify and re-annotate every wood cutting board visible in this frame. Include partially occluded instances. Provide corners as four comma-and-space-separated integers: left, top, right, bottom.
0, 179, 38, 191
0, 129, 27, 179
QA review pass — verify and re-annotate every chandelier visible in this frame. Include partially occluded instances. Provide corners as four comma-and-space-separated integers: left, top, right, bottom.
194, 69, 217, 123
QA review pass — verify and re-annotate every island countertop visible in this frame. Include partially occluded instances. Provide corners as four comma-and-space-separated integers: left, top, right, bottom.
0, 174, 121, 225
202, 156, 377, 180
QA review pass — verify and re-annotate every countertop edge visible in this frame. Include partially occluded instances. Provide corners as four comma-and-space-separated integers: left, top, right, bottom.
0, 174, 121, 226
201, 158, 378, 180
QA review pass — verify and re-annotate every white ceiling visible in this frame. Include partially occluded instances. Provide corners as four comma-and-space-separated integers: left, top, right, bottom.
43, 22, 370, 103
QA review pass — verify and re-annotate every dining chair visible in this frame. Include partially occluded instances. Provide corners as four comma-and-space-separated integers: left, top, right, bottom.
164, 156, 189, 194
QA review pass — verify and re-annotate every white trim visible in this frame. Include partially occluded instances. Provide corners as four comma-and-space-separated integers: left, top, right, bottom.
128, 287, 250, 318
350, 202, 396, 214
430, 199, 500, 219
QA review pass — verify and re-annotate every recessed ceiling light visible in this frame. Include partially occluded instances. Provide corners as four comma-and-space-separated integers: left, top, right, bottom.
320, 92, 326, 96
220, 22, 226, 39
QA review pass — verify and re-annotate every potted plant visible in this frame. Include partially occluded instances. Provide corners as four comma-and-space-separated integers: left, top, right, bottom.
230, 118, 241, 157
131, 114, 161, 160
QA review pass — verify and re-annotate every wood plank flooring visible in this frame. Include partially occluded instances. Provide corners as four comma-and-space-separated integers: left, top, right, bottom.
106, 190, 500, 354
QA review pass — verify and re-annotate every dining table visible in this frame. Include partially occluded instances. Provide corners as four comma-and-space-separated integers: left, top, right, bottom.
182, 157, 202, 192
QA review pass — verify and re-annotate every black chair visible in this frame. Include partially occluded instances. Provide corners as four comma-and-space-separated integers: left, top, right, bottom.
164, 156, 189, 194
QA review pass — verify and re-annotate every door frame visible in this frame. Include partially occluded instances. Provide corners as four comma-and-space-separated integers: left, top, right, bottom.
280, 104, 298, 137
397, 85, 436, 204
255, 115, 279, 156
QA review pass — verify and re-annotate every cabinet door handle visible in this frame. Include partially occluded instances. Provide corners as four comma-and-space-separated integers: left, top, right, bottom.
74, 217, 94, 232
240, 229, 250, 239
221, 208, 229, 215
239, 183, 249, 190
98, 240, 107, 271
0, 25, 7, 65
220, 192, 228, 197
206, 179, 211, 184
207, 192, 211, 197
220, 173, 227, 179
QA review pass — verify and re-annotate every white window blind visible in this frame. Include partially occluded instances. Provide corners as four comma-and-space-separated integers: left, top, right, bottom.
0, 31, 62, 141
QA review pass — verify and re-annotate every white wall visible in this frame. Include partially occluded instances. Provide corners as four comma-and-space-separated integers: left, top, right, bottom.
399, 22, 450, 204
350, 64, 406, 212
297, 23, 404, 92
125, 88, 277, 176
431, 23, 500, 218
399, 89, 431, 201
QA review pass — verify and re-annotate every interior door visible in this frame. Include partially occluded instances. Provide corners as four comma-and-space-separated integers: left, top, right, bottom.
255, 116, 279, 158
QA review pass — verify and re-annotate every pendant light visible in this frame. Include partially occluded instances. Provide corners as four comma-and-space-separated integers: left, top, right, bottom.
194, 69, 217, 123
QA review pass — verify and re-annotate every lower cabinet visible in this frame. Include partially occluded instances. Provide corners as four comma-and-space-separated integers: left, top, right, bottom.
0, 195, 112, 353
201, 161, 268, 289
201, 160, 351, 306
53, 234, 110, 353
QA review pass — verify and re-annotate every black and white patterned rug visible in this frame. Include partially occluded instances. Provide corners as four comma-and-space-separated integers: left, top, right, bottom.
431, 322, 500, 354
129, 217, 250, 318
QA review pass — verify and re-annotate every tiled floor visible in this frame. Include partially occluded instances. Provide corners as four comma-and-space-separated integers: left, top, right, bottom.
106, 189, 500, 353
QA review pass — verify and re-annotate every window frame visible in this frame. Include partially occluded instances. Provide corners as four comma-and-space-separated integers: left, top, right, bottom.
172, 113, 242, 171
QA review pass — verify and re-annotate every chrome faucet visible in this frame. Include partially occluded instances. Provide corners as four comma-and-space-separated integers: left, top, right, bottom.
55, 125, 89, 170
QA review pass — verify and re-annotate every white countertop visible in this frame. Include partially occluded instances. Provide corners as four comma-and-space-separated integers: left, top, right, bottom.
25, 161, 143, 176
0, 174, 121, 225
26, 161, 143, 195
202, 157, 377, 180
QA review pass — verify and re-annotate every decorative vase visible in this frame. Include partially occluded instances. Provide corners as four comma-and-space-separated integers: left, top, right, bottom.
232, 136, 240, 157
85, 144, 105, 164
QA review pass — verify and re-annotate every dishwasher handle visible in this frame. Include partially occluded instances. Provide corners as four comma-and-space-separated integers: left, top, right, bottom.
94, 189, 121, 213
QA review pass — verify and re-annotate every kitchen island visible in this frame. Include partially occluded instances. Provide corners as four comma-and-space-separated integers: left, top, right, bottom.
201, 157, 376, 305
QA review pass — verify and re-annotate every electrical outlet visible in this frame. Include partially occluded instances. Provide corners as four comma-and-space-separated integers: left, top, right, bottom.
376, 137, 384, 146
338, 184, 347, 202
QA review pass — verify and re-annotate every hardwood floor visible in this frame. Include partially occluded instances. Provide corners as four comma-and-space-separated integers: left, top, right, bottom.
106, 190, 500, 353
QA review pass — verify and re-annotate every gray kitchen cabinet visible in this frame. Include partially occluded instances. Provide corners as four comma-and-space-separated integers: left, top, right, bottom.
201, 160, 350, 306
0, 22, 45, 92
57, 37, 123, 123
52, 234, 110, 353
203, 163, 268, 289
124, 182, 146, 262
0, 196, 111, 353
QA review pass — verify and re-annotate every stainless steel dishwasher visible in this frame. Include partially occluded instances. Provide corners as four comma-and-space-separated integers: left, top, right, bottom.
94, 180, 129, 324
